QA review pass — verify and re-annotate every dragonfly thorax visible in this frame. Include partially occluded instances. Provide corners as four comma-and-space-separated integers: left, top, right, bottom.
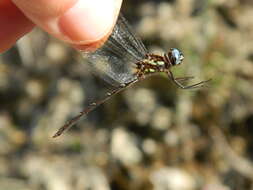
142, 48, 184, 73
139, 54, 167, 74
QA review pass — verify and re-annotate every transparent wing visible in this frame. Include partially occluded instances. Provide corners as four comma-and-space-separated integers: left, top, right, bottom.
81, 14, 148, 86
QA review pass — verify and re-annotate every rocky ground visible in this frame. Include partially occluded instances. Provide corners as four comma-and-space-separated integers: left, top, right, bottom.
0, 0, 253, 189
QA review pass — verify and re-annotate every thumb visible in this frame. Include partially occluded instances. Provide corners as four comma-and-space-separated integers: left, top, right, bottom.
12, 0, 122, 49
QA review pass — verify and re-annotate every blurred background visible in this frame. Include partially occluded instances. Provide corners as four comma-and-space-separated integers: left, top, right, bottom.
1, 0, 253, 189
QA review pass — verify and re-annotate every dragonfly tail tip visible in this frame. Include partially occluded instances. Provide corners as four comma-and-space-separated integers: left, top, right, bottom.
52, 132, 61, 138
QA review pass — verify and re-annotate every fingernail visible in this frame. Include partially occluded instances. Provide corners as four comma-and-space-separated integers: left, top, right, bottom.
58, 0, 116, 44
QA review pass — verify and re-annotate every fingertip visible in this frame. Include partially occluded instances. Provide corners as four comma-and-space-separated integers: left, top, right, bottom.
71, 33, 110, 52
11, 0, 122, 52
12, 0, 122, 50
58, 0, 121, 44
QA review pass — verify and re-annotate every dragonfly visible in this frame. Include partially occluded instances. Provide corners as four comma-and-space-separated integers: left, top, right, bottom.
52, 14, 210, 138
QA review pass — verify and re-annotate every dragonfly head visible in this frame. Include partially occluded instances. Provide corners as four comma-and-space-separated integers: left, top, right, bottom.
169, 48, 184, 66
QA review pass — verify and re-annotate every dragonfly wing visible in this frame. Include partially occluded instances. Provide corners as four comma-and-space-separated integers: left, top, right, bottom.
110, 13, 148, 59
81, 14, 148, 86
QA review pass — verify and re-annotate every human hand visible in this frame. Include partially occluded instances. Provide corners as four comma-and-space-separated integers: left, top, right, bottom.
0, 0, 122, 52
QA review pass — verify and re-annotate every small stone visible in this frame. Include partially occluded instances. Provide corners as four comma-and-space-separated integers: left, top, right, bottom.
142, 139, 157, 155
111, 128, 142, 165
150, 167, 195, 190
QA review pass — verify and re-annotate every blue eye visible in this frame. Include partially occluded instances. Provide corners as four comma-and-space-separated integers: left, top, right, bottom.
171, 48, 184, 65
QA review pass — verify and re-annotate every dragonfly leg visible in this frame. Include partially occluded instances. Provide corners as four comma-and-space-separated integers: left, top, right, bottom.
174, 76, 194, 82
167, 70, 210, 89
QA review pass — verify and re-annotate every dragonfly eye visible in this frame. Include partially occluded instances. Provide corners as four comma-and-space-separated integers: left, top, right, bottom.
170, 48, 184, 65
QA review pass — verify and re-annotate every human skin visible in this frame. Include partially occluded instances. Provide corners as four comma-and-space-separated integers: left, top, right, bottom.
0, 0, 122, 52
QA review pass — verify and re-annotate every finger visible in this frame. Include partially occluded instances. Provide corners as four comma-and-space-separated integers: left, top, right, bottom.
0, 0, 34, 53
12, 0, 122, 50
